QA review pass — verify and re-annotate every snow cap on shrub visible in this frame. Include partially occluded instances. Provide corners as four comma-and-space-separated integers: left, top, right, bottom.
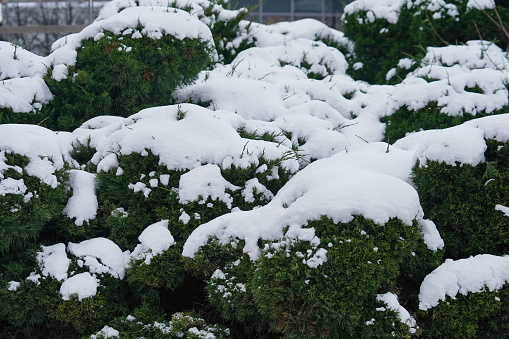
0, 42, 53, 113
97, 0, 247, 25
343, 0, 409, 24
419, 254, 509, 310
0, 42, 47, 80
68, 237, 129, 279
131, 220, 175, 265
49, 6, 215, 75
0, 124, 75, 186
183, 149, 427, 260
64, 170, 98, 226
85, 104, 299, 173
395, 113, 509, 166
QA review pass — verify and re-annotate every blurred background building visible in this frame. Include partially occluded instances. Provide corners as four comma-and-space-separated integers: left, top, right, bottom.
236, 0, 350, 29
0, 0, 352, 55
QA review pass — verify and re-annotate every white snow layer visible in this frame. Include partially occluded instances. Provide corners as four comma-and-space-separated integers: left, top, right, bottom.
84, 104, 299, 173
495, 204, 509, 218
183, 150, 428, 260
131, 220, 175, 265
68, 238, 129, 279
419, 254, 509, 310
64, 170, 98, 226
0, 42, 53, 113
60, 272, 98, 301
97, 0, 249, 32
343, 0, 495, 24
377, 292, 417, 332
343, 0, 409, 24
0, 124, 76, 185
0, 41, 48, 80
90, 325, 120, 338
178, 164, 239, 209
395, 114, 509, 166
36, 243, 71, 281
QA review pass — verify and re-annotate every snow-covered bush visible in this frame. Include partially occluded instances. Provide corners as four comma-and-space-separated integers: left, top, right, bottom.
0, 124, 74, 258
342, 0, 509, 84
381, 41, 509, 141
39, 7, 214, 131
97, 0, 254, 64
66, 104, 299, 318
4, 0, 509, 337
0, 42, 53, 125
418, 254, 509, 338
396, 114, 509, 259
0, 239, 131, 337
183, 146, 444, 337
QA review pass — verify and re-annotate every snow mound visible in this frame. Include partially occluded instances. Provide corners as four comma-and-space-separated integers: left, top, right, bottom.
97, 0, 247, 27
395, 113, 509, 166
84, 104, 299, 173
377, 292, 417, 333
0, 124, 76, 186
0, 77, 53, 113
68, 238, 129, 279
183, 153, 424, 260
60, 272, 98, 301
64, 170, 98, 226
175, 44, 384, 162
178, 164, 239, 209
36, 243, 71, 281
246, 18, 352, 51
420, 41, 509, 71
419, 254, 509, 310
131, 220, 175, 265
343, 0, 409, 24
0, 42, 47, 80
355, 40, 509, 121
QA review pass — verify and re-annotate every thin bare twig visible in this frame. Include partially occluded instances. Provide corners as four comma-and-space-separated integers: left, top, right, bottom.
473, 20, 503, 71
425, 10, 449, 46
475, 0, 509, 42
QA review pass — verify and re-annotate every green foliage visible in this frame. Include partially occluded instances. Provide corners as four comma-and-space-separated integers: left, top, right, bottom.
0, 106, 49, 126
253, 216, 419, 338
0, 250, 132, 338
382, 104, 480, 142
343, 5, 417, 84
412, 139, 509, 259
205, 216, 435, 338
420, 284, 509, 338
40, 29, 211, 131
207, 253, 271, 337
97, 149, 292, 249
127, 247, 186, 304
0, 278, 67, 338
55, 292, 127, 336
90, 310, 229, 339
0, 153, 70, 263
342, 1, 509, 84
94, 147, 294, 323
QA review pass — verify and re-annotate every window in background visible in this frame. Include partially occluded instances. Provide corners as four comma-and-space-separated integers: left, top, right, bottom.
295, 0, 322, 13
